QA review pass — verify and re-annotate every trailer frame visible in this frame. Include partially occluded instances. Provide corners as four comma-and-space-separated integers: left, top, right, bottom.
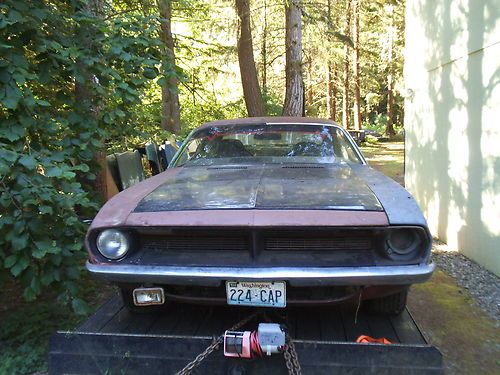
49, 293, 443, 374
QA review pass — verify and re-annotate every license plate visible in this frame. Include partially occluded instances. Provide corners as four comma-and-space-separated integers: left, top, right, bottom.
226, 281, 286, 308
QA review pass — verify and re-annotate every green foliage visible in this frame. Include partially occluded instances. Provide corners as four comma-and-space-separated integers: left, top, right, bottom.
0, 0, 173, 309
0, 295, 81, 374
0, 277, 108, 375
180, 90, 247, 136
263, 92, 284, 116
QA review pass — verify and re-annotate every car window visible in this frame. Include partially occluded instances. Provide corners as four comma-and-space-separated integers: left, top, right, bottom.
171, 124, 363, 167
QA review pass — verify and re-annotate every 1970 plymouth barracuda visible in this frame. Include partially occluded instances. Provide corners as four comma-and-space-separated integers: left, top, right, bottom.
86, 117, 435, 315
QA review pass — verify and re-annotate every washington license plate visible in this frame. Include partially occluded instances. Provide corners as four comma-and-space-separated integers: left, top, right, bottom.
226, 281, 286, 308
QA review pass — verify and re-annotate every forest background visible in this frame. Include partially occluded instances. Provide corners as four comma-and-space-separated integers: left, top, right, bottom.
0, 1, 405, 370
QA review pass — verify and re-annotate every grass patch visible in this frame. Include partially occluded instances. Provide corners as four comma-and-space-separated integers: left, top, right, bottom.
409, 271, 500, 374
360, 141, 405, 185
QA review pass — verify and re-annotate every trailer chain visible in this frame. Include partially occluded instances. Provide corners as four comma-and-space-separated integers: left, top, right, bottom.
284, 334, 302, 375
174, 311, 262, 375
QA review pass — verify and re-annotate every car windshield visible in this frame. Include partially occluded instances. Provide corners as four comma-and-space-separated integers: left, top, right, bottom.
170, 123, 363, 167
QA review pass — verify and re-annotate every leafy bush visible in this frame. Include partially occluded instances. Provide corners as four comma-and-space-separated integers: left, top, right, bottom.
180, 90, 247, 136
0, 0, 173, 311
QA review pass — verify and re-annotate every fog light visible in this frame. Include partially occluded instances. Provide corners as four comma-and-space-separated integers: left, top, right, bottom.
133, 287, 165, 306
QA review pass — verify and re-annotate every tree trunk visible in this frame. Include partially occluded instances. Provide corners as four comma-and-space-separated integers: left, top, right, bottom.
327, 63, 337, 121
352, 0, 362, 130
386, 72, 395, 136
283, 0, 304, 117
261, 0, 268, 96
158, 0, 181, 134
385, 5, 396, 136
236, 0, 265, 117
326, 0, 336, 122
342, 0, 351, 128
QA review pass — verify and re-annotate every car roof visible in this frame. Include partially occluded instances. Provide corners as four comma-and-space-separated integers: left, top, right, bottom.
197, 116, 340, 130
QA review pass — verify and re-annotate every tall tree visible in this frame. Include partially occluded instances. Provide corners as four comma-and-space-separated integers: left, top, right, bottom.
326, 64, 336, 120
283, 0, 304, 117
158, 0, 181, 134
261, 0, 268, 96
342, 0, 351, 128
326, 0, 337, 121
352, 0, 362, 130
385, 3, 396, 136
236, 0, 265, 117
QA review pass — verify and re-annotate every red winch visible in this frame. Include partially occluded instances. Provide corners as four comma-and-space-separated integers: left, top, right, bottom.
223, 323, 286, 358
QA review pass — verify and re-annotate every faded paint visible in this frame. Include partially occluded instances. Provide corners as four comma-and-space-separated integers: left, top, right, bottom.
123, 210, 389, 228
90, 168, 181, 228
404, 0, 500, 275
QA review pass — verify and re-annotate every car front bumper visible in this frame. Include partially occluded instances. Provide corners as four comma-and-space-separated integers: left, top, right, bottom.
86, 261, 436, 287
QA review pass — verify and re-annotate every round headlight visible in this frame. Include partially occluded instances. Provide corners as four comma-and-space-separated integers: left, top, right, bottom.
96, 229, 130, 259
387, 228, 419, 256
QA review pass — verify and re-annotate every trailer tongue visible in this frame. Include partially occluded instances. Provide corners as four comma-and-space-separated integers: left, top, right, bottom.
49, 294, 442, 374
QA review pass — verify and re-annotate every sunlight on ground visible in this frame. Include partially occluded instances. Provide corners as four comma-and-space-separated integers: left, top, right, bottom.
361, 141, 405, 185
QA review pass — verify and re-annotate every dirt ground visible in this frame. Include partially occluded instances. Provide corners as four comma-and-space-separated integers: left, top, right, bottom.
362, 141, 500, 375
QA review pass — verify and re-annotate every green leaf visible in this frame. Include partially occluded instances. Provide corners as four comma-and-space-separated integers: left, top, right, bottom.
50, 254, 62, 266
2, 82, 23, 109
40, 271, 54, 286
4, 255, 17, 268
61, 171, 75, 179
32, 247, 47, 259
0, 149, 18, 162
2, 126, 25, 142
19, 155, 37, 170
45, 166, 62, 177
39, 205, 53, 215
71, 298, 90, 315
157, 76, 168, 87
143, 67, 158, 79
8, 9, 24, 24
36, 99, 51, 107
11, 234, 28, 251
30, 277, 41, 294
73, 163, 90, 172
22, 286, 37, 301
11, 257, 29, 277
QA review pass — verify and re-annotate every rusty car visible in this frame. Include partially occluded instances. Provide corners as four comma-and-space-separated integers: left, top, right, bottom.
85, 117, 435, 315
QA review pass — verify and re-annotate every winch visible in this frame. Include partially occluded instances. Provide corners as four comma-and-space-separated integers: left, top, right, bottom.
223, 323, 286, 358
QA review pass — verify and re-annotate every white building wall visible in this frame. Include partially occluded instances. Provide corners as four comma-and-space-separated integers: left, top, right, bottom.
404, 0, 500, 275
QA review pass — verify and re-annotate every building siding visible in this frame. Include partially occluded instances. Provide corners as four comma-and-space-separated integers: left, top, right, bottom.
404, 0, 500, 275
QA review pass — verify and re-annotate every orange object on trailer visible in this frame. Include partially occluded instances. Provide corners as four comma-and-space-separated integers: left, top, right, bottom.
356, 335, 392, 344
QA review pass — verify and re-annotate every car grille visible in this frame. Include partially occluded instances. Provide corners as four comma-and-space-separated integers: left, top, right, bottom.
141, 236, 248, 252
265, 237, 372, 251
134, 229, 378, 267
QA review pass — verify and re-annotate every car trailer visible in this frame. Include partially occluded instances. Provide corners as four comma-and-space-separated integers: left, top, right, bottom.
49, 293, 443, 374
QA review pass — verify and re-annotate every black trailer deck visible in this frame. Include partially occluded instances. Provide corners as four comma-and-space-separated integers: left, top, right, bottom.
49, 293, 442, 374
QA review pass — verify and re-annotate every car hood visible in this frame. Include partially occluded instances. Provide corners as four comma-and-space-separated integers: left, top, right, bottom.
134, 164, 383, 212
